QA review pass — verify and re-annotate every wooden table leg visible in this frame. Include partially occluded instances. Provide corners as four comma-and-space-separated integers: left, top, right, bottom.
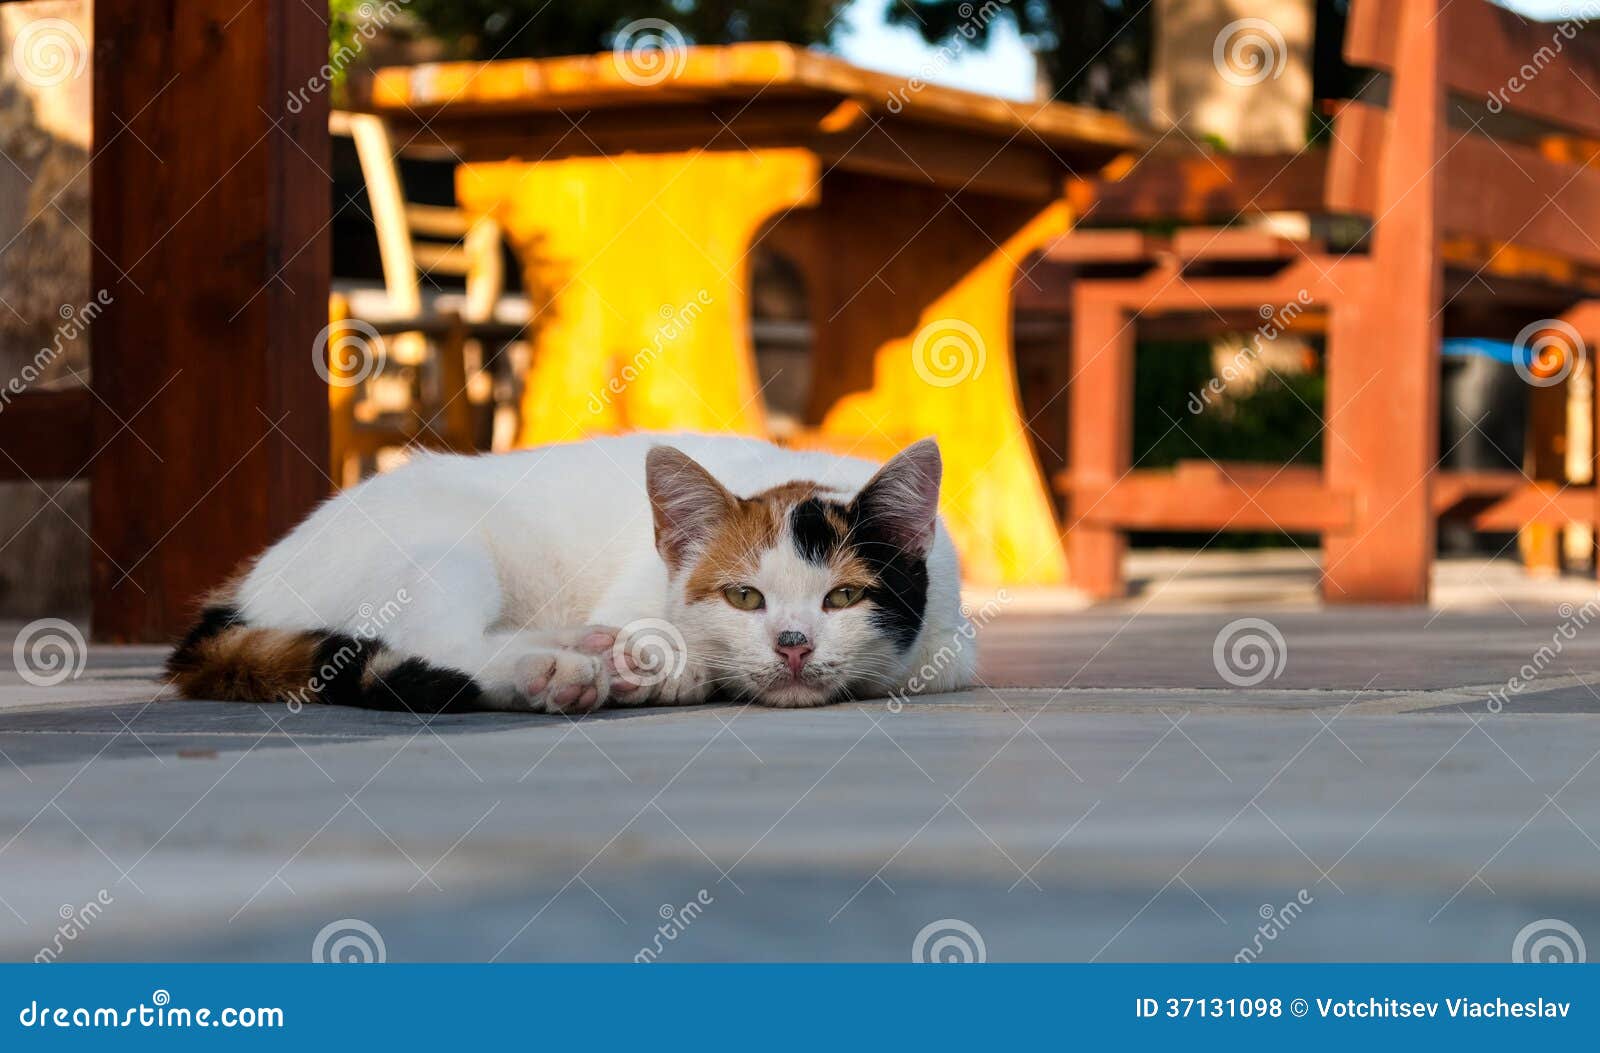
89, 0, 330, 641
457, 150, 820, 445
803, 175, 1071, 585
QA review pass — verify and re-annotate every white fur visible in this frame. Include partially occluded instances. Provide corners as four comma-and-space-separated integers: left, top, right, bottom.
236, 433, 976, 710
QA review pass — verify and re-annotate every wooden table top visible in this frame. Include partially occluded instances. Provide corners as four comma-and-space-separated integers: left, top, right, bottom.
370, 42, 1144, 174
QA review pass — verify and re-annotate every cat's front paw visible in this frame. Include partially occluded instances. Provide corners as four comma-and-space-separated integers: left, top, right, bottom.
513, 642, 614, 715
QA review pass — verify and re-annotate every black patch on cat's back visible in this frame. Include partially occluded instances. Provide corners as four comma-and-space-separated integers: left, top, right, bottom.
791, 497, 844, 564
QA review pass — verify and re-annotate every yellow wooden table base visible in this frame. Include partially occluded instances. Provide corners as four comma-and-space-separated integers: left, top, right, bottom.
378, 44, 1143, 585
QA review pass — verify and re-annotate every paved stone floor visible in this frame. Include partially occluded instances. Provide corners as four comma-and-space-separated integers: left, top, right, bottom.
3, 553, 1600, 962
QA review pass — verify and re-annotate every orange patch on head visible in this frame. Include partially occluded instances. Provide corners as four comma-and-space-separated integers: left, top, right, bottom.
683, 496, 783, 602
680, 480, 881, 601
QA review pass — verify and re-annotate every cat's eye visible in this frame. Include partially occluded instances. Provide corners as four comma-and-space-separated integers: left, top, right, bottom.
823, 586, 864, 610
722, 585, 765, 611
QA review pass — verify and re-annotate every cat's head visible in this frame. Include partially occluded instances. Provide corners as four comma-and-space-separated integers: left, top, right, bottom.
646, 440, 942, 707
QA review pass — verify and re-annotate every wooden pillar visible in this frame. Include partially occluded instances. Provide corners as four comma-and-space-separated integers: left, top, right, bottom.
1063, 291, 1134, 599
90, 1, 331, 641
1321, 0, 1442, 604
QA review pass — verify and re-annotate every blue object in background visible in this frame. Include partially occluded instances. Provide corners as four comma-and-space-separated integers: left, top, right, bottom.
1442, 338, 1521, 365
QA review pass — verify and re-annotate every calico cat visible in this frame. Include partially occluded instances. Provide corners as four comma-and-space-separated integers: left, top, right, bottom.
167, 433, 976, 713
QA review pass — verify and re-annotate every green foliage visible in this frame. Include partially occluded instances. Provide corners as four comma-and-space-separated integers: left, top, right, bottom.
1134, 341, 1324, 468
1132, 341, 1324, 547
402, 0, 849, 59
330, 0, 365, 68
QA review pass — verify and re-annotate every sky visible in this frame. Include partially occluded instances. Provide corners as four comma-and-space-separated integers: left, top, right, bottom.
833, 0, 1575, 101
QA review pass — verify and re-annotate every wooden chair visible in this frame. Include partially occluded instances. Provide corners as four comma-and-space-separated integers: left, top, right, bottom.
1053, 0, 1600, 603
328, 111, 526, 484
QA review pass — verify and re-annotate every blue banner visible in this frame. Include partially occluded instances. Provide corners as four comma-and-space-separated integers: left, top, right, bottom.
3, 964, 1595, 1048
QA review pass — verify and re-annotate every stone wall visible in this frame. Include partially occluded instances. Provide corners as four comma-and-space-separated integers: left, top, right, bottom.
0, 1, 92, 618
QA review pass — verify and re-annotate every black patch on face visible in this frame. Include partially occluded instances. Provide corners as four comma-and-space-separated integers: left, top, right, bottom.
790, 497, 844, 564
843, 509, 928, 652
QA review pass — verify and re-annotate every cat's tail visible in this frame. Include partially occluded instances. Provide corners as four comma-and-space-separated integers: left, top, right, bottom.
165, 604, 483, 713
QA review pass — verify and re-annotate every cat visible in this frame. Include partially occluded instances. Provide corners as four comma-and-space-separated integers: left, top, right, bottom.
166, 433, 976, 714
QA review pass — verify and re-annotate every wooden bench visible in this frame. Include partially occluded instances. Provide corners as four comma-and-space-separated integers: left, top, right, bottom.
1052, 0, 1600, 603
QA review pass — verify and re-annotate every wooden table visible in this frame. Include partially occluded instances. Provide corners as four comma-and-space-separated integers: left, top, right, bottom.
373, 44, 1141, 584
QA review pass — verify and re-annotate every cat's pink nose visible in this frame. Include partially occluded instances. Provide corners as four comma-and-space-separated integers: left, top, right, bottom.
775, 632, 813, 678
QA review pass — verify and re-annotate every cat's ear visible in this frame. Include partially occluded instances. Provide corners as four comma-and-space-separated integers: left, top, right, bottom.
646, 446, 736, 570
851, 438, 942, 558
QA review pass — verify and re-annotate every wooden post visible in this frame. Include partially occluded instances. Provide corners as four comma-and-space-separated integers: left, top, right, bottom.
89, 1, 331, 641
1064, 291, 1134, 599
1322, 0, 1443, 604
